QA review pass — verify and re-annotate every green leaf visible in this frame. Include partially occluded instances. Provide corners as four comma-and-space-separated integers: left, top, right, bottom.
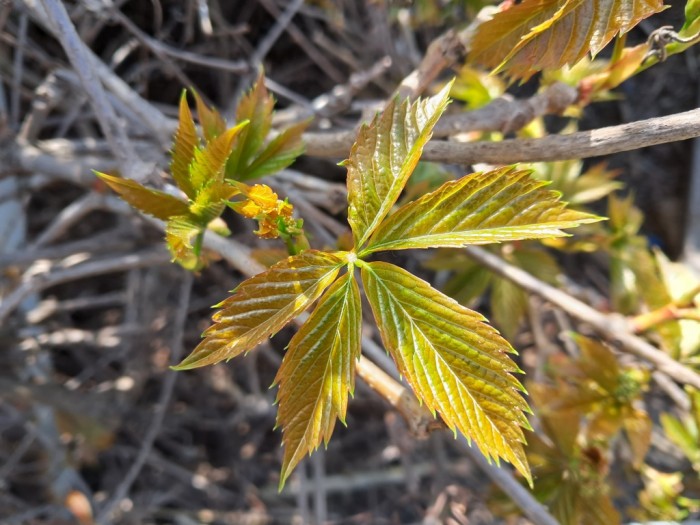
189, 121, 248, 191
171, 92, 199, 198
345, 82, 452, 248
239, 120, 309, 181
661, 413, 698, 463
361, 261, 532, 482
275, 271, 361, 487
192, 89, 227, 142
225, 73, 275, 179
469, 0, 665, 80
681, 0, 700, 38
364, 166, 602, 254
96, 172, 190, 220
174, 250, 343, 370
491, 276, 528, 341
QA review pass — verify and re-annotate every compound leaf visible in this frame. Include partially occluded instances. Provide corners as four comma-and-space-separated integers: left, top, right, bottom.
275, 271, 361, 487
345, 82, 452, 248
470, 0, 665, 80
361, 261, 532, 482
171, 92, 199, 198
174, 250, 343, 370
96, 172, 190, 220
364, 166, 601, 254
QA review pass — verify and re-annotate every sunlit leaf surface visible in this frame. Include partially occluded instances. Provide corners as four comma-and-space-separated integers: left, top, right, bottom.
365, 166, 601, 253
174, 251, 343, 369
345, 83, 452, 248
275, 272, 361, 486
362, 261, 532, 482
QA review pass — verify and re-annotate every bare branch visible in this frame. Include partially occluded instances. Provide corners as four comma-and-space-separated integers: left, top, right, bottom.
304, 106, 700, 165
37, 0, 145, 178
464, 246, 700, 390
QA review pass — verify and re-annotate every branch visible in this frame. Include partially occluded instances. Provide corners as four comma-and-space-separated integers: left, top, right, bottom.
37, 0, 145, 178
304, 107, 700, 164
0, 249, 170, 325
20, 0, 173, 147
464, 246, 700, 390
95, 272, 192, 524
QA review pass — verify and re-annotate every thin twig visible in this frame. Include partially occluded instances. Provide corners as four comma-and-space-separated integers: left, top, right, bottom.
464, 246, 700, 390
456, 439, 559, 525
304, 106, 700, 164
227, 0, 305, 118
95, 271, 193, 524
38, 0, 145, 178
20, 0, 173, 147
10, 12, 28, 131
0, 249, 170, 325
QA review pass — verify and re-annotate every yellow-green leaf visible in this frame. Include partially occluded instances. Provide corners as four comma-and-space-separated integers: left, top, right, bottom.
96, 172, 190, 220
240, 120, 309, 181
345, 83, 452, 248
225, 73, 274, 179
361, 261, 532, 482
174, 250, 343, 370
275, 271, 361, 487
470, 0, 665, 80
165, 215, 204, 270
189, 121, 248, 191
171, 92, 199, 198
189, 181, 239, 224
364, 167, 601, 254
192, 89, 226, 142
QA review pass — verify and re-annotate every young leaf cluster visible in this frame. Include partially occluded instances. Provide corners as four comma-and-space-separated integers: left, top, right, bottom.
173, 83, 601, 487
493, 336, 652, 525
97, 75, 308, 269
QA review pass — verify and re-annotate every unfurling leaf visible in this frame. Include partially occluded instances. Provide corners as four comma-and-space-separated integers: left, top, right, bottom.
173, 251, 343, 370
226, 72, 274, 179
189, 122, 248, 191
361, 261, 532, 483
363, 166, 601, 254
224, 74, 309, 181
345, 82, 452, 248
171, 92, 200, 198
242, 120, 308, 181
470, 0, 666, 79
275, 272, 361, 487
96, 172, 189, 220
192, 89, 226, 141
165, 216, 205, 271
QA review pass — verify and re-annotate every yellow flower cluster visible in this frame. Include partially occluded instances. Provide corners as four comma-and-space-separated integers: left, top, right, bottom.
234, 184, 296, 239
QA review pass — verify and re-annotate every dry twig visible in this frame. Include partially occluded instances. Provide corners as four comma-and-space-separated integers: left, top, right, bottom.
464, 246, 700, 390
